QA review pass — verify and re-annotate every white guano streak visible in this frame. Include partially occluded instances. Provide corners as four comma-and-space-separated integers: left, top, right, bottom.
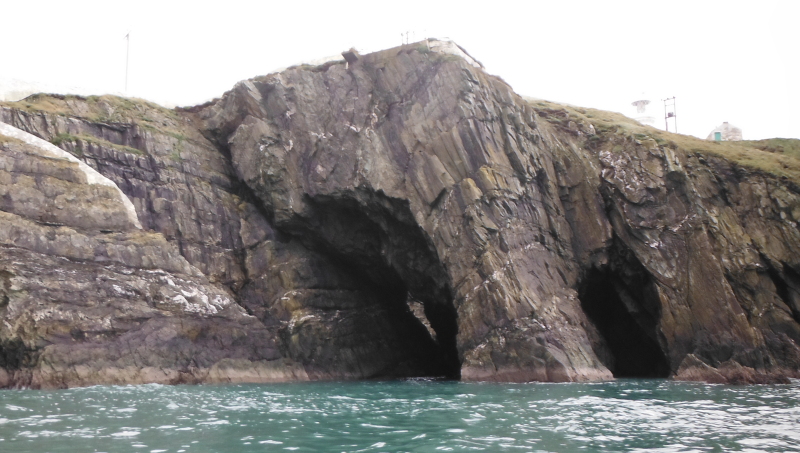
0, 121, 142, 229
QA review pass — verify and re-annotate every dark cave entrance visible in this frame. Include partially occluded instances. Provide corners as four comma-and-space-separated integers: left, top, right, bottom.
321, 251, 461, 380
578, 249, 670, 378
765, 261, 800, 324
287, 191, 461, 380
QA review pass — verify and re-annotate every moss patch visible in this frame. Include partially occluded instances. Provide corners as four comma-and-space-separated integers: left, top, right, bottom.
50, 132, 144, 156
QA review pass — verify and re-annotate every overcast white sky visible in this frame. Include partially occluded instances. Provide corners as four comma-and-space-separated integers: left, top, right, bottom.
1, 0, 797, 140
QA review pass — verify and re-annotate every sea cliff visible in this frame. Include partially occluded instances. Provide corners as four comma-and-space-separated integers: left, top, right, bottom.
2, 41, 799, 387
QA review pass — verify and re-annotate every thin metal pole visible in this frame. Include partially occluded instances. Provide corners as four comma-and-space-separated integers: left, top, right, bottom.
125, 32, 130, 94
673, 97, 677, 133
662, 96, 677, 133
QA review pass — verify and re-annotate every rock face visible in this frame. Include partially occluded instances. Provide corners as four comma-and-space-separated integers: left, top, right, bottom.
1, 41, 799, 387
0, 110, 300, 388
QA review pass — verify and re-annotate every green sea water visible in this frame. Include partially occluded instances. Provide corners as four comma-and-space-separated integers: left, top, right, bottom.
0, 379, 798, 452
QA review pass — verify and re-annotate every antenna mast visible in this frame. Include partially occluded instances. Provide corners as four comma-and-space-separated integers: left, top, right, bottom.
125, 32, 130, 94
662, 96, 677, 133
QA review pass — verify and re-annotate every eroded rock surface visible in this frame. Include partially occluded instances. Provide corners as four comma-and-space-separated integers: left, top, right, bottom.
1, 40, 799, 386
0, 122, 298, 388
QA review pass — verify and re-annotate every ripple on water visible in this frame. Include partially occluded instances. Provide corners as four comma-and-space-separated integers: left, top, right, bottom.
0, 380, 798, 452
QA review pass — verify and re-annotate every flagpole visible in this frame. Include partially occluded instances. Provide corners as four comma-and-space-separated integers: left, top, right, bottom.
125, 32, 130, 94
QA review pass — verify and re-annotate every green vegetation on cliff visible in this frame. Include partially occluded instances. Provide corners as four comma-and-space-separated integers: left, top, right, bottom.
4, 91, 798, 182
50, 132, 143, 156
1, 94, 188, 141
527, 98, 800, 182
2, 43, 799, 387
3, 93, 176, 123
742, 138, 800, 160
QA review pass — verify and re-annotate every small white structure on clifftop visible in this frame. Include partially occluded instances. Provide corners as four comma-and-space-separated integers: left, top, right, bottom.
425, 39, 484, 69
631, 92, 656, 127
706, 122, 742, 141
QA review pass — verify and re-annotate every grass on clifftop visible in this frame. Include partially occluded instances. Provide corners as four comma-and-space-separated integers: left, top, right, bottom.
0, 93, 188, 140
3, 93, 177, 122
526, 98, 800, 182
5, 92, 797, 182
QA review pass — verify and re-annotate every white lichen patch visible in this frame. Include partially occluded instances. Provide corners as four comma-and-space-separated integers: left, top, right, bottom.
112, 284, 138, 297
156, 275, 232, 315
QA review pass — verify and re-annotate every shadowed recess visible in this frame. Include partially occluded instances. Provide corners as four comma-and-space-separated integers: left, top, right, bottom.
285, 190, 461, 379
765, 261, 800, 324
578, 245, 669, 378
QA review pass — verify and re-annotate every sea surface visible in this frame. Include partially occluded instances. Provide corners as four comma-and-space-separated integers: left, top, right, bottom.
0, 379, 798, 452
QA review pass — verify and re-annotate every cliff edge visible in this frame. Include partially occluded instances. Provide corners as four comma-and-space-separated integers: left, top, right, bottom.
1, 41, 799, 387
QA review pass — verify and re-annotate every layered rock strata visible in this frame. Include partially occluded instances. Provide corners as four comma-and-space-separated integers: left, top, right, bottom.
1, 41, 799, 386
0, 122, 302, 387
